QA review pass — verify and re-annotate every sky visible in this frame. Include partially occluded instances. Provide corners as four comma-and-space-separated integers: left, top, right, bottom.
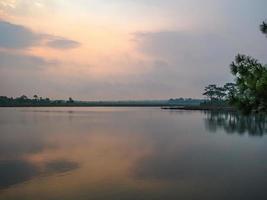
0, 0, 266, 100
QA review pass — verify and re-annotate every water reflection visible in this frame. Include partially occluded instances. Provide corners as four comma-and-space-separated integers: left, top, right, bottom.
204, 111, 267, 136
0, 160, 38, 189
44, 160, 79, 175
0, 108, 267, 200
0, 159, 79, 190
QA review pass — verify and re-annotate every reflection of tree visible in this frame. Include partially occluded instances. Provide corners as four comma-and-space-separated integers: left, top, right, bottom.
204, 111, 267, 136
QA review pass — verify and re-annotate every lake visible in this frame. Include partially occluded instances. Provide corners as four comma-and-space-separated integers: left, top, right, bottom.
0, 107, 267, 200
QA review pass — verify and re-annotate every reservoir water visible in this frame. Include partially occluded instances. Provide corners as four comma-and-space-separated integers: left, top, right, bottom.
0, 107, 266, 200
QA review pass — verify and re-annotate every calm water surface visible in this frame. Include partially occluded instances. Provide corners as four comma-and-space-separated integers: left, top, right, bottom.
0, 107, 267, 200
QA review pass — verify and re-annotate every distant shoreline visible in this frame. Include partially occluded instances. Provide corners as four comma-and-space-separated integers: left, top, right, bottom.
0, 104, 168, 107
0, 102, 183, 107
0, 104, 236, 111
161, 105, 236, 111
0, 96, 204, 108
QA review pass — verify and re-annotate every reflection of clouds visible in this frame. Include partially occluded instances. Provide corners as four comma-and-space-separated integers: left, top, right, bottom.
0, 159, 79, 190
44, 160, 79, 175
0, 130, 158, 199
1, 108, 267, 200
0, 108, 81, 190
0, 108, 57, 160
0, 125, 48, 160
0, 108, 162, 198
0, 160, 38, 189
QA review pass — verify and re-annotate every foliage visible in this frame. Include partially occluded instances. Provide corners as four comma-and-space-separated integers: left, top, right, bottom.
260, 21, 267, 36
203, 85, 215, 100
67, 97, 75, 103
168, 98, 204, 105
0, 95, 52, 106
223, 83, 237, 101
202, 83, 236, 103
228, 21, 267, 113
229, 54, 267, 113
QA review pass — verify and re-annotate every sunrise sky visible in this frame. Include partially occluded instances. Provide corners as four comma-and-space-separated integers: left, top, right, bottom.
0, 0, 266, 100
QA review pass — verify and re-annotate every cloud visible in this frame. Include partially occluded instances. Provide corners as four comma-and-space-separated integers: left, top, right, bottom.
133, 31, 233, 61
129, 30, 266, 98
132, 31, 235, 94
0, 20, 40, 49
1, 1, 266, 99
0, 51, 55, 70
134, 30, 264, 85
0, 20, 80, 50
46, 38, 81, 49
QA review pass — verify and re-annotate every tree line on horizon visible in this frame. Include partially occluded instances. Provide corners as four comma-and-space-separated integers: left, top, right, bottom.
203, 21, 267, 114
0, 95, 203, 106
0, 95, 75, 105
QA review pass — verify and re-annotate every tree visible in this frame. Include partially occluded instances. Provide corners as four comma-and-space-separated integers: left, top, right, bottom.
203, 84, 226, 101
67, 97, 74, 103
0, 96, 10, 104
224, 21, 267, 113
230, 54, 267, 113
214, 86, 226, 101
15, 95, 29, 104
223, 83, 236, 101
33, 95, 38, 101
260, 21, 267, 36
20, 95, 28, 100
203, 84, 217, 100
